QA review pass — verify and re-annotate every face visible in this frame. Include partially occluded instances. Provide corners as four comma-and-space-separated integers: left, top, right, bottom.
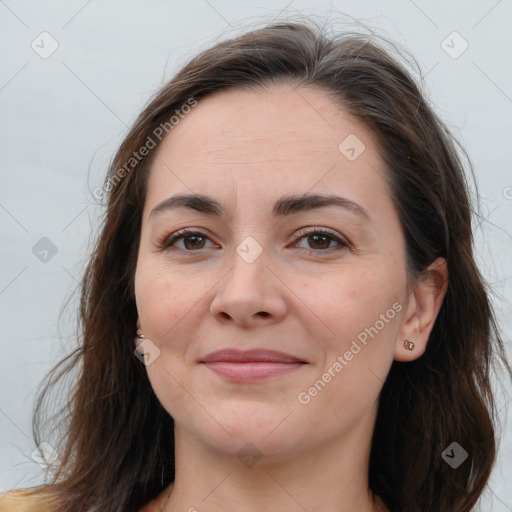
134, 83, 412, 459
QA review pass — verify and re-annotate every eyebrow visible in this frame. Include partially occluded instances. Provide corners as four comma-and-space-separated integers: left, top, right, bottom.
149, 193, 371, 222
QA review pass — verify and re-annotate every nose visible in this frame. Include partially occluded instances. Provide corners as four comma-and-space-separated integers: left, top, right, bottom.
209, 244, 288, 328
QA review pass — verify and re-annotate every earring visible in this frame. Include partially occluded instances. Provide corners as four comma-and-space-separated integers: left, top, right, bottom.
404, 339, 415, 351
134, 328, 144, 348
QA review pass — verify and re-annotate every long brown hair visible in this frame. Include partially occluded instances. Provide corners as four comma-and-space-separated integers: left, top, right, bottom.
3, 18, 511, 512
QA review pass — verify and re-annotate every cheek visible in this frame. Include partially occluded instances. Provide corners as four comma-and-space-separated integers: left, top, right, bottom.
134, 265, 202, 418
309, 263, 403, 352
135, 262, 203, 340
134, 261, 215, 400
296, 269, 401, 432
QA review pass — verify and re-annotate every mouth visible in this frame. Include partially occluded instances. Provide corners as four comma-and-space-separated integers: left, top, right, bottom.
200, 349, 307, 381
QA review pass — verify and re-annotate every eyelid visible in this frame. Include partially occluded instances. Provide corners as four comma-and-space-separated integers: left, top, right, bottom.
293, 226, 348, 243
158, 228, 216, 250
291, 226, 350, 251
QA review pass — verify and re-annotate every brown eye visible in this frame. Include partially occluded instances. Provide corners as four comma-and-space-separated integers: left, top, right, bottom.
180, 234, 207, 250
305, 233, 333, 250
294, 228, 349, 252
160, 229, 216, 251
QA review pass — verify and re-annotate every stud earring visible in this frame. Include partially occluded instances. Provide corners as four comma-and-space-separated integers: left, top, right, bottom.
404, 339, 415, 351
134, 328, 144, 348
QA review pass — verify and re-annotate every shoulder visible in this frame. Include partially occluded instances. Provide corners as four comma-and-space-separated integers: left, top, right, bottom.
0, 488, 57, 512
0, 490, 19, 511
0, 490, 23, 511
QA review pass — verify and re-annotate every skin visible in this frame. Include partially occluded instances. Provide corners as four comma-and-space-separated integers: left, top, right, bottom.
134, 83, 448, 512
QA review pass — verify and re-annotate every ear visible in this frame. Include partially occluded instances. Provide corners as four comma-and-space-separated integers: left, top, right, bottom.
394, 257, 448, 362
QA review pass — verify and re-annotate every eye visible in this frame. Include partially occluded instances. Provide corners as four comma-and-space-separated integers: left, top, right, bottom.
292, 227, 349, 252
159, 228, 217, 251
158, 227, 350, 253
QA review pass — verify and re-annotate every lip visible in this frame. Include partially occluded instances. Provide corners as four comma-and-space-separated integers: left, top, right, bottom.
202, 349, 305, 364
201, 349, 307, 381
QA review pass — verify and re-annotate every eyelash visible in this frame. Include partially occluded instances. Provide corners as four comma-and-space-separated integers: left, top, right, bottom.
158, 227, 350, 254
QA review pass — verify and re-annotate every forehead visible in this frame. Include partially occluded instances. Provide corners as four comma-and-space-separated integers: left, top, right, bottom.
143, 84, 389, 220
153, 84, 375, 160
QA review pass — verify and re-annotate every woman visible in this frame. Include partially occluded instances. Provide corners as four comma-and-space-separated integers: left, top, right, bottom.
1, 19, 510, 512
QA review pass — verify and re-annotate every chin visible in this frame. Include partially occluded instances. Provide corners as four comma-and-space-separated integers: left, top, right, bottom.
181, 405, 306, 461
206, 429, 303, 464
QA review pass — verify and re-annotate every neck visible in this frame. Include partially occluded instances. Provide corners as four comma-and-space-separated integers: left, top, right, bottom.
154, 410, 387, 512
